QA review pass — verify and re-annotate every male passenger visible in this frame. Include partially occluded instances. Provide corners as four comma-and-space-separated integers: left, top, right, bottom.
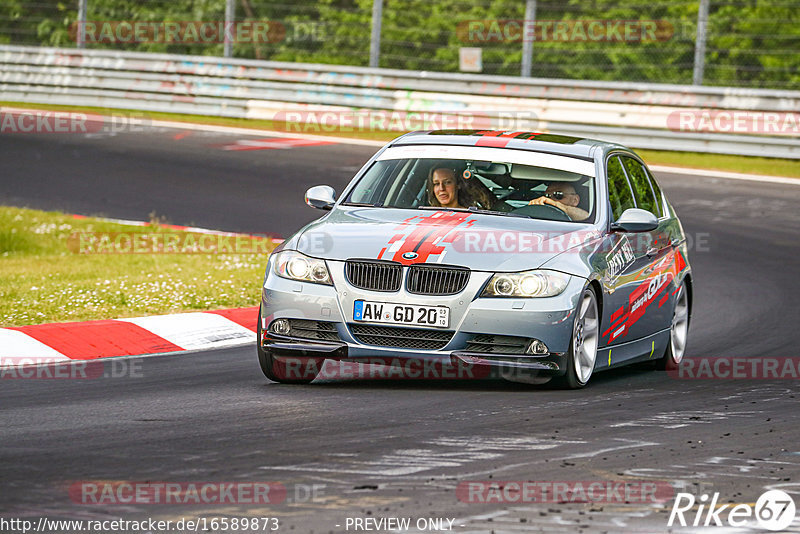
529, 181, 590, 221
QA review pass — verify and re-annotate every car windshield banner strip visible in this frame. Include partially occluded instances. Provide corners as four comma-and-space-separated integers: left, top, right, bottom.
376, 145, 596, 177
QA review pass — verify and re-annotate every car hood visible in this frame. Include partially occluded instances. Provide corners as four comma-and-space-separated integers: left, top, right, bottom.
290, 207, 601, 272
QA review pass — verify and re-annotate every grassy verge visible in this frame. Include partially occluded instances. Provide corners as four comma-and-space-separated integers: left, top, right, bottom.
636, 149, 800, 178
0, 206, 275, 327
4, 100, 799, 178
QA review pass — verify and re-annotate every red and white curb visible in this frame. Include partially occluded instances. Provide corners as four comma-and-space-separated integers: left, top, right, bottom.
0, 307, 258, 366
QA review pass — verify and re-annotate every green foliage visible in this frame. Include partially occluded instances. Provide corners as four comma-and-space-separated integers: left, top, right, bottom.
1, 0, 798, 88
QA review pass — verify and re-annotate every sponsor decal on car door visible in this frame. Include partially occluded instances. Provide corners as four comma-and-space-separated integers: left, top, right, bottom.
602, 248, 687, 344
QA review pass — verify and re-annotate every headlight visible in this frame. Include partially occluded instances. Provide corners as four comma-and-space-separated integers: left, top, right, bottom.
273, 250, 332, 285
481, 269, 569, 298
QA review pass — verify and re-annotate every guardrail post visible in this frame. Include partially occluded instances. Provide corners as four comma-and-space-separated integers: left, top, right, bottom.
693, 0, 710, 85
521, 0, 537, 77
76, 0, 87, 48
369, 0, 383, 68
224, 0, 235, 58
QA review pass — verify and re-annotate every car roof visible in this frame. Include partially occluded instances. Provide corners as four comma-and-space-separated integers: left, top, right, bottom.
390, 130, 630, 161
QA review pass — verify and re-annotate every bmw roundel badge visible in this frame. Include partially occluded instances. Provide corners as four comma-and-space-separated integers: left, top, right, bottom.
402, 252, 419, 260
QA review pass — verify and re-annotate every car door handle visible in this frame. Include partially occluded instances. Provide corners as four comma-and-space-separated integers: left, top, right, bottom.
646, 247, 658, 257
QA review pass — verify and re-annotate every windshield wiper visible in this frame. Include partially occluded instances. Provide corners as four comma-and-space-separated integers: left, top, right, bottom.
472, 208, 530, 218
419, 206, 529, 218
341, 202, 382, 207
419, 206, 471, 212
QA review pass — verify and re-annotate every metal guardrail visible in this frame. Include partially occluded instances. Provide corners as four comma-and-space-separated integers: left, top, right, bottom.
1, 45, 798, 159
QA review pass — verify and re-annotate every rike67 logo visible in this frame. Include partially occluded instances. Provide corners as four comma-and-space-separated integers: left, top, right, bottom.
668, 490, 796, 531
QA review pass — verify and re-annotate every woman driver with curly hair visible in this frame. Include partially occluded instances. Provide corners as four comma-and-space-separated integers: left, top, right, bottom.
426, 167, 476, 208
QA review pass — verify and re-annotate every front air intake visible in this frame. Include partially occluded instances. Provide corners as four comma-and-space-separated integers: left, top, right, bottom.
407, 264, 470, 295
345, 260, 403, 292
349, 324, 453, 350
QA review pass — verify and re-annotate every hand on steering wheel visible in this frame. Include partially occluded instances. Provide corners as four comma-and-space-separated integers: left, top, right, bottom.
512, 199, 573, 221
529, 196, 567, 213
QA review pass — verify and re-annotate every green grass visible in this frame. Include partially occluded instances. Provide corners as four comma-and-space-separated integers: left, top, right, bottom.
0, 206, 276, 327
6, 100, 798, 178
636, 149, 800, 178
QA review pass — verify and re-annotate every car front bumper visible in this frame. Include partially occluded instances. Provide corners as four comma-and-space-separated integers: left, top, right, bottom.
260, 259, 584, 377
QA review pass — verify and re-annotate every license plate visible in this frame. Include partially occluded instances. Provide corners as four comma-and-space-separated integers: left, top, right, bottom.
353, 300, 449, 328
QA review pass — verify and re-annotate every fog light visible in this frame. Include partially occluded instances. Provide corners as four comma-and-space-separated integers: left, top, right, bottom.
526, 339, 548, 355
271, 319, 291, 335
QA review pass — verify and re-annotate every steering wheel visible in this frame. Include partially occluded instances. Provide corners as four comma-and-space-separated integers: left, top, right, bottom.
511, 202, 573, 222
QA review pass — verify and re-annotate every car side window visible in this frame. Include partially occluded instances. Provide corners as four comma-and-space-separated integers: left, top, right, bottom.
645, 167, 665, 218
621, 156, 660, 217
606, 156, 635, 221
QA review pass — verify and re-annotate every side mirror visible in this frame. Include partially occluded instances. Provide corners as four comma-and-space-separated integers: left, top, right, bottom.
611, 208, 658, 233
305, 185, 337, 211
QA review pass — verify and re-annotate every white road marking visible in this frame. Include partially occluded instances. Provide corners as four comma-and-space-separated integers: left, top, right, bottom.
268, 436, 584, 476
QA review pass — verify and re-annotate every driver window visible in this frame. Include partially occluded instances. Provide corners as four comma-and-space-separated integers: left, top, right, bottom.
621, 156, 659, 217
607, 156, 635, 221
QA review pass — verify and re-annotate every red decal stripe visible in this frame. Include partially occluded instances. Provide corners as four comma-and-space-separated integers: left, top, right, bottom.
675, 250, 687, 273
206, 306, 259, 332
388, 212, 472, 264
476, 136, 511, 148
603, 311, 627, 339
11, 321, 181, 360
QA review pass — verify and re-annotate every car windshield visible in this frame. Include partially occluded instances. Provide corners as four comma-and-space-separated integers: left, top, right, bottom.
344, 146, 596, 223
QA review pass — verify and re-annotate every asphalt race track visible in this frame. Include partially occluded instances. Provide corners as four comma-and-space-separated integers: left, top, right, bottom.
2, 127, 799, 533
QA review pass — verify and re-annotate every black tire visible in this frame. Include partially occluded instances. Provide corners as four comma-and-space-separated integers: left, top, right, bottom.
257, 308, 323, 384
554, 286, 599, 389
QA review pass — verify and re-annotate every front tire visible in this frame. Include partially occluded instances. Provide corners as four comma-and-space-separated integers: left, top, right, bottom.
656, 281, 689, 371
257, 309, 323, 384
556, 286, 599, 389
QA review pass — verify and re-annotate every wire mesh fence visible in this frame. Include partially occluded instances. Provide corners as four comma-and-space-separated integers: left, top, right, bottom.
1, 0, 798, 89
